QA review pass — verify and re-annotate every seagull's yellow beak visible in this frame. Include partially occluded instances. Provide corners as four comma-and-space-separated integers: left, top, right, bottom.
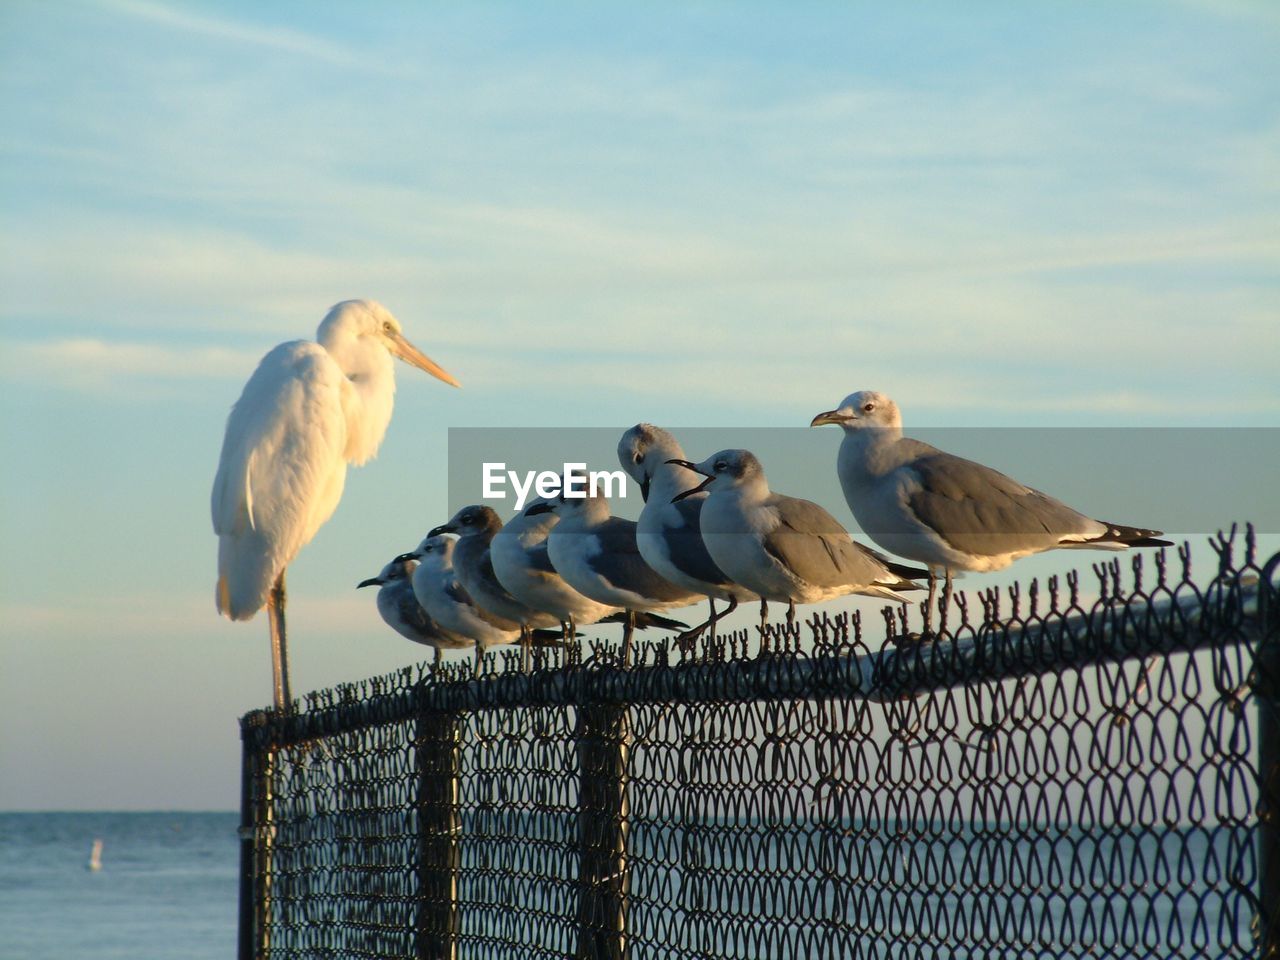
389, 331, 461, 388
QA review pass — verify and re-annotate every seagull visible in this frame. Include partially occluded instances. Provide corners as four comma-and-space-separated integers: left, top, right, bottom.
357, 557, 470, 665
665, 449, 926, 628
429, 504, 563, 659
618, 424, 756, 645
211, 299, 459, 710
810, 389, 1171, 619
404, 534, 561, 670
490, 496, 686, 641
533, 487, 700, 656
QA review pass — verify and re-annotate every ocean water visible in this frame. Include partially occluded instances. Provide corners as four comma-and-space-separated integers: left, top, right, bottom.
0, 812, 239, 960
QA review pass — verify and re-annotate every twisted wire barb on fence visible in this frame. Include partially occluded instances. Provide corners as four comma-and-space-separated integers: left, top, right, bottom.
240, 528, 1280, 960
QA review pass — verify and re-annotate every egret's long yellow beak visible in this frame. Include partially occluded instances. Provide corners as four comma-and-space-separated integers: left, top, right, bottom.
390, 332, 461, 388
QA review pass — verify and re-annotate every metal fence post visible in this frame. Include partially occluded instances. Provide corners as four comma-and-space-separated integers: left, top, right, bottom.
416, 707, 461, 960
238, 732, 274, 960
576, 703, 630, 960
1258, 555, 1280, 960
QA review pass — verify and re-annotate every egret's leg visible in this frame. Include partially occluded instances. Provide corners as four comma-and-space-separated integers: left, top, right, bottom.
267, 571, 292, 712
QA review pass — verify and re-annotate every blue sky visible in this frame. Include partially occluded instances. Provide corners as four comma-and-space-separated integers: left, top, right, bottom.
1, 1, 1277, 810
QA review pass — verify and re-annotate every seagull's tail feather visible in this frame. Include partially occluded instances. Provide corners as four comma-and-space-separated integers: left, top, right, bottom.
529, 629, 572, 647
1076, 522, 1172, 550
619, 611, 689, 632
859, 581, 925, 603
882, 559, 931, 581
595, 611, 690, 631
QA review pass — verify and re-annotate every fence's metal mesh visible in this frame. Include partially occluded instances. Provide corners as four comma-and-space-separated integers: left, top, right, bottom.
240, 530, 1279, 959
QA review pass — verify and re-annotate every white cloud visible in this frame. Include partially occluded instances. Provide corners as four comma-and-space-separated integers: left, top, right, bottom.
95, 0, 398, 72
0, 337, 264, 393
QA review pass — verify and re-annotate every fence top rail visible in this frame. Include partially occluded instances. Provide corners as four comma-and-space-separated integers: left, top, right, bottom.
240, 542, 1278, 751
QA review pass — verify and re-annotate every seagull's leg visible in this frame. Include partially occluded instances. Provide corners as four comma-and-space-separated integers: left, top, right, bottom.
622, 609, 637, 665
676, 598, 718, 652
940, 570, 954, 635
714, 596, 738, 640
786, 600, 796, 628
520, 624, 531, 673
267, 571, 292, 713
474, 642, 484, 676
924, 570, 938, 637
759, 599, 769, 632
432, 647, 442, 674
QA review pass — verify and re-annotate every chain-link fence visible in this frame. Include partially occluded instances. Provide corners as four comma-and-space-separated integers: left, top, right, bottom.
239, 529, 1280, 959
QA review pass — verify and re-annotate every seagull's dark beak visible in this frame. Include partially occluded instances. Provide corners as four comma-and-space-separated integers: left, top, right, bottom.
639, 476, 651, 503
809, 409, 852, 428
672, 475, 713, 503
357, 577, 382, 589
392, 551, 418, 564
666, 460, 714, 502
665, 458, 708, 476
525, 501, 554, 516
427, 523, 455, 538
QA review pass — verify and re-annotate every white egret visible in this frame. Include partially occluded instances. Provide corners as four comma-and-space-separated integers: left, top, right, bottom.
211, 299, 459, 710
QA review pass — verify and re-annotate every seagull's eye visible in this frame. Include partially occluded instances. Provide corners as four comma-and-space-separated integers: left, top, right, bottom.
461, 515, 472, 526
714, 460, 727, 472
632, 452, 643, 465
863, 402, 875, 413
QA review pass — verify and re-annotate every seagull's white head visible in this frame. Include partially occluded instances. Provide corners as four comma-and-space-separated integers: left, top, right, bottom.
409, 534, 456, 572
810, 390, 901, 432
525, 480, 610, 525
358, 557, 416, 589
666, 448, 766, 501
617, 423, 684, 499
430, 504, 502, 541
319, 299, 461, 388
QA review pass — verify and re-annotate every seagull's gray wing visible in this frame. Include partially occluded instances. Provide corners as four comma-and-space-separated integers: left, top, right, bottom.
390, 582, 443, 639
592, 517, 694, 603
662, 498, 733, 588
525, 542, 558, 575
764, 496, 904, 589
905, 452, 1097, 557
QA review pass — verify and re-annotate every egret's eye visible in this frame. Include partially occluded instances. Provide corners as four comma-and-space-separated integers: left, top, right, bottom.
383, 321, 394, 333
863, 402, 875, 413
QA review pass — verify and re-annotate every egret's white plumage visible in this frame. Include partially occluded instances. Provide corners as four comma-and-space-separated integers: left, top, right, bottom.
211, 299, 458, 708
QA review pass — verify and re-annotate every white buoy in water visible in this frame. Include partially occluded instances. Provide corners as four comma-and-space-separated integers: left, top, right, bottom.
87, 838, 103, 871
